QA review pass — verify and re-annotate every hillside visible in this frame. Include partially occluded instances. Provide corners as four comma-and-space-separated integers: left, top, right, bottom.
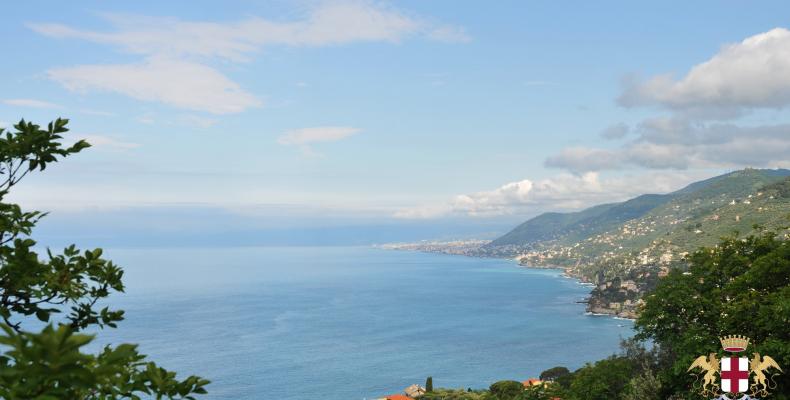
483, 168, 790, 317
486, 168, 790, 256
573, 168, 790, 267
486, 203, 619, 246
486, 194, 672, 248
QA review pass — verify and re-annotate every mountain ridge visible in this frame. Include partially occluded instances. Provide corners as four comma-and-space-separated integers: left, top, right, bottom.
486, 168, 790, 254
482, 168, 790, 317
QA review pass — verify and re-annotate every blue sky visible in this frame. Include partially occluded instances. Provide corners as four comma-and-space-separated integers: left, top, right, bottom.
2, 1, 790, 245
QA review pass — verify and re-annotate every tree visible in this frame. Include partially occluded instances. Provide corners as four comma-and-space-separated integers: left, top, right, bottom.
635, 231, 790, 399
420, 388, 487, 400
488, 380, 524, 400
0, 119, 209, 399
567, 356, 634, 400
538, 366, 569, 382
426, 376, 433, 392
622, 367, 661, 400
523, 381, 568, 400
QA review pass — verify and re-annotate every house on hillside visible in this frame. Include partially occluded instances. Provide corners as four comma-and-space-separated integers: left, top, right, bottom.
620, 280, 638, 291
378, 395, 412, 400
522, 378, 544, 387
404, 384, 425, 398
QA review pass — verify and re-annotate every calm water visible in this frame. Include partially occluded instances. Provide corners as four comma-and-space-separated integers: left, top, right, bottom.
88, 246, 633, 399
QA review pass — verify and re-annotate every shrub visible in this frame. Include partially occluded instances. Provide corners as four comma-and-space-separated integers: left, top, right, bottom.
489, 380, 524, 400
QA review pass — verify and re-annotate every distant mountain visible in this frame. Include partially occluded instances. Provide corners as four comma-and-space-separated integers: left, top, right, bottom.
482, 168, 790, 318
487, 194, 672, 247
486, 168, 790, 254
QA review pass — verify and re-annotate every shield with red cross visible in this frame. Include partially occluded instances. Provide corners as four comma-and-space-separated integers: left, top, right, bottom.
720, 356, 749, 394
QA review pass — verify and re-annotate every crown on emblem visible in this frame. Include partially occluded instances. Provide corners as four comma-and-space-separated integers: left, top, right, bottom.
720, 335, 750, 352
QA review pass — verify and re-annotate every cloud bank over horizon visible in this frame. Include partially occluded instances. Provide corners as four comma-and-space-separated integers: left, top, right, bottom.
394, 171, 709, 219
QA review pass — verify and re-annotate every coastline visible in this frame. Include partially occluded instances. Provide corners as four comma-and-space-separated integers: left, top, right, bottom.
517, 262, 636, 320
379, 244, 637, 320
514, 262, 640, 320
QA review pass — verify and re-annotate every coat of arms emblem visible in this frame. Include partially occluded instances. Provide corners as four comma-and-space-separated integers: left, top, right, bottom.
687, 335, 783, 399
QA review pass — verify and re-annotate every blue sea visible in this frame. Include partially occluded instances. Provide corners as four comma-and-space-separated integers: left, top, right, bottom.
88, 246, 633, 399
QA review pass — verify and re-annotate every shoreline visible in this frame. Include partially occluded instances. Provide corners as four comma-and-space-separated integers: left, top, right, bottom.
380, 245, 637, 321
511, 259, 637, 321
516, 262, 637, 321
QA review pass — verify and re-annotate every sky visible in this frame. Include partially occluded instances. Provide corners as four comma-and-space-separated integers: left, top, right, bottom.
2, 0, 790, 246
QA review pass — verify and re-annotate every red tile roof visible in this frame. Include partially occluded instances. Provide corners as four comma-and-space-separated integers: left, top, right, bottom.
385, 395, 413, 400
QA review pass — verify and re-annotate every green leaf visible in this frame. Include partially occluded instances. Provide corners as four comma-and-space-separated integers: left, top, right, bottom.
35, 310, 50, 322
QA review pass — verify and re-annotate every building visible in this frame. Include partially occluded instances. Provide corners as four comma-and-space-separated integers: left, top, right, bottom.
403, 384, 425, 398
379, 395, 412, 400
523, 378, 544, 387
620, 280, 638, 291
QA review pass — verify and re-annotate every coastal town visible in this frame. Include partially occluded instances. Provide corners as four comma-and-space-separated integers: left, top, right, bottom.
378, 240, 492, 256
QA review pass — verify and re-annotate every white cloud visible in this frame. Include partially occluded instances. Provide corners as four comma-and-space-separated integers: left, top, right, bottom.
29, 3, 465, 61
29, 2, 466, 113
544, 147, 622, 173
277, 126, 360, 146
619, 28, 790, 117
2, 98, 61, 108
546, 117, 790, 173
547, 28, 790, 174
395, 171, 703, 219
600, 122, 629, 140
48, 58, 262, 114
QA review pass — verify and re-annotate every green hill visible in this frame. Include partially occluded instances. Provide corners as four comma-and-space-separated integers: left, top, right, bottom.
576, 168, 790, 265
484, 168, 790, 318
486, 194, 676, 249
486, 202, 619, 246
487, 168, 790, 258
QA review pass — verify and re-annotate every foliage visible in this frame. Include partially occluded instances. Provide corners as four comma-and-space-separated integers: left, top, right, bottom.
0, 324, 208, 399
522, 382, 567, 400
622, 366, 661, 400
635, 231, 790, 399
0, 119, 209, 399
488, 380, 524, 400
763, 176, 790, 199
426, 376, 434, 392
553, 373, 573, 390
567, 356, 634, 400
418, 388, 487, 400
538, 366, 569, 382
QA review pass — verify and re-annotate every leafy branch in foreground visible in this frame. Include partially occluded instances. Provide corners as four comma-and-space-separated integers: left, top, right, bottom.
0, 119, 209, 399
0, 325, 209, 399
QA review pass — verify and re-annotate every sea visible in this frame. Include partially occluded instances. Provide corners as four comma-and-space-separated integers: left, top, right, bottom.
86, 246, 634, 399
